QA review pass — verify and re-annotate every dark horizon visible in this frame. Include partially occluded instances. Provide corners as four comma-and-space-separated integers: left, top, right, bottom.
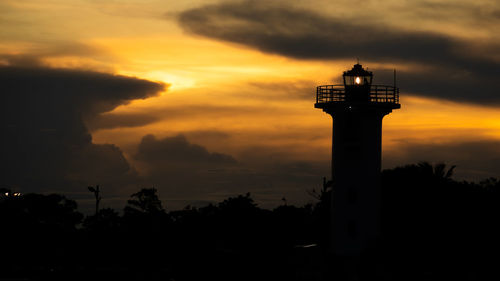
2, 0, 500, 211
2, 162, 500, 280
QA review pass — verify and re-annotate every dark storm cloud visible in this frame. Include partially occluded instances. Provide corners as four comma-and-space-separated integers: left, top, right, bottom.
0, 66, 165, 116
178, 1, 500, 105
0, 61, 166, 197
179, 2, 454, 62
384, 140, 500, 180
133, 134, 239, 208
133, 134, 328, 210
368, 68, 499, 104
413, 1, 500, 24
86, 112, 161, 130
493, 10, 500, 19
136, 134, 237, 165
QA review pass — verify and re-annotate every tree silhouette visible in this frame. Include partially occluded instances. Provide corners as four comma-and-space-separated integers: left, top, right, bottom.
2, 163, 500, 281
417, 161, 456, 181
124, 187, 164, 215
218, 192, 257, 212
120, 188, 169, 278
0, 192, 83, 275
479, 177, 500, 191
83, 207, 121, 231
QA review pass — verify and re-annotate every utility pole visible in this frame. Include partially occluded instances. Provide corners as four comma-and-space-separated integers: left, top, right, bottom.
88, 185, 101, 216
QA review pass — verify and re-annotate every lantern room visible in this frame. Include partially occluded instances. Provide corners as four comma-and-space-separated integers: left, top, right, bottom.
343, 63, 373, 88
315, 63, 400, 107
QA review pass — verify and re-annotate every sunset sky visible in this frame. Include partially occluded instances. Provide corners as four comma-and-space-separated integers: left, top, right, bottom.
2, 0, 500, 212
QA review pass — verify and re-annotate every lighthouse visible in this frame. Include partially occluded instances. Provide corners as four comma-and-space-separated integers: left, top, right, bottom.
315, 64, 400, 257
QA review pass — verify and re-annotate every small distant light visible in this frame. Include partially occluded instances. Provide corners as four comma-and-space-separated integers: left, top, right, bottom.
13, 192, 21, 197
355, 77, 361, 84
4, 192, 8, 196
294, 243, 318, 248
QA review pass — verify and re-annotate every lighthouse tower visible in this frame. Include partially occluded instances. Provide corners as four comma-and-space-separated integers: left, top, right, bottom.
315, 64, 400, 257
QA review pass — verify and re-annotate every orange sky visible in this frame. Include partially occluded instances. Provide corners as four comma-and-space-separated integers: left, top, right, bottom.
2, 0, 500, 210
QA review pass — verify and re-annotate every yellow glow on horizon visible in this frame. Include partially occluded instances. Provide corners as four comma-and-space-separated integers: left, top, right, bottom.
383, 95, 500, 153
138, 71, 195, 91
90, 36, 348, 88
92, 83, 500, 169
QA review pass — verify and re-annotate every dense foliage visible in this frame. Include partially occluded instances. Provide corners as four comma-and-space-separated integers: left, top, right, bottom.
1, 162, 499, 280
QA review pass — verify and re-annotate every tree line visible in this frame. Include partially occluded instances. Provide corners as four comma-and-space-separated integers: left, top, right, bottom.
0, 162, 499, 280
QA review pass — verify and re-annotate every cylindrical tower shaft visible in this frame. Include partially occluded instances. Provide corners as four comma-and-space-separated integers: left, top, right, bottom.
327, 106, 391, 256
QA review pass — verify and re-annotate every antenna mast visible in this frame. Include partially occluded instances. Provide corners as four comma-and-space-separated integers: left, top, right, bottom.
393, 69, 397, 88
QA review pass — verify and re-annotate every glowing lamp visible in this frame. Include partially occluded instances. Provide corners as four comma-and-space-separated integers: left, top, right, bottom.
343, 63, 372, 87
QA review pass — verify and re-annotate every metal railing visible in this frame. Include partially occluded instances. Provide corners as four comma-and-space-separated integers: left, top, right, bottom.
316, 85, 399, 104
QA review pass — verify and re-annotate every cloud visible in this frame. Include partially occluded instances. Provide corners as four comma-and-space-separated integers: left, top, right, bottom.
0, 43, 116, 70
178, 1, 500, 105
133, 134, 240, 207
132, 133, 328, 210
246, 80, 316, 100
132, 132, 500, 210
135, 134, 237, 166
183, 130, 230, 141
179, 2, 452, 62
412, 1, 500, 25
0, 65, 165, 116
86, 112, 162, 130
0, 59, 166, 200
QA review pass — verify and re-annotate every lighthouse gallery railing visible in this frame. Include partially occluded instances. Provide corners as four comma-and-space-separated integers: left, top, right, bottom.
316, 85, 400, 104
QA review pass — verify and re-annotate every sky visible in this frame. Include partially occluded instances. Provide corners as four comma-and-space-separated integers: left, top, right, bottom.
1, 0, 500, 212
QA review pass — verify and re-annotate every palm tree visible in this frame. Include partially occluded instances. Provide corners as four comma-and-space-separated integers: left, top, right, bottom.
417, 162, 456, 181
